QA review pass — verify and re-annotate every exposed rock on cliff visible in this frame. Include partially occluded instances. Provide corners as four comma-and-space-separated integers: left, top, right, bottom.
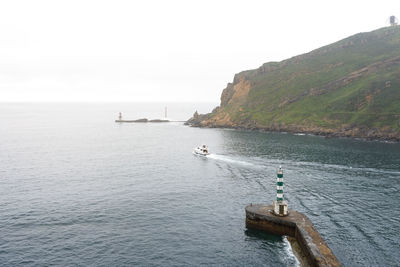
186, 26, 400, 141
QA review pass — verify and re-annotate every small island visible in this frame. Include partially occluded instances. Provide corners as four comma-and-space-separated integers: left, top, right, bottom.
115, 118, 170, 123
115, 113, 170, 123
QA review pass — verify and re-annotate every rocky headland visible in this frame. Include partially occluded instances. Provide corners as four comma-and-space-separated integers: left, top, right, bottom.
186, 26, 400, 141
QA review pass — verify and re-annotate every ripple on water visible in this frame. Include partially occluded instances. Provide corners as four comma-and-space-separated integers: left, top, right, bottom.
1, 103, 400, 266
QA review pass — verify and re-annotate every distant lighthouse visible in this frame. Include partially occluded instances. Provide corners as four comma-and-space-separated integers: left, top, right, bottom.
165, 106, 167, 119
273, 166, 288, 216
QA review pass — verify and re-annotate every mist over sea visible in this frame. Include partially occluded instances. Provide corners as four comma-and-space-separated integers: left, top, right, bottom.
1, 103, 399, 266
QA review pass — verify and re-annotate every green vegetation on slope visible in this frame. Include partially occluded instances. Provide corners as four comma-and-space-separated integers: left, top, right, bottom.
208, 26, 400, 139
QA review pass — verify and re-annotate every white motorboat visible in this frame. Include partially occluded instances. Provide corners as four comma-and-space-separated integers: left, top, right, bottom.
193, 144, 210, 156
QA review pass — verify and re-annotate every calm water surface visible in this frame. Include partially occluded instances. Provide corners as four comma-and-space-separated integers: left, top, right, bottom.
0, 103, 399, 266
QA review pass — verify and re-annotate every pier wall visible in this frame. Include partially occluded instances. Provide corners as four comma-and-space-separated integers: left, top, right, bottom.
246, 204, 340, 267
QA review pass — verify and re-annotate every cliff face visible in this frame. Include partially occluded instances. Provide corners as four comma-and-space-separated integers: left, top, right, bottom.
187, 26, 400, 141
204, 76, 252, 127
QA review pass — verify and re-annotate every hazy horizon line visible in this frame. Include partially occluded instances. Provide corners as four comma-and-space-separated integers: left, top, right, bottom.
0, 100, 220, 104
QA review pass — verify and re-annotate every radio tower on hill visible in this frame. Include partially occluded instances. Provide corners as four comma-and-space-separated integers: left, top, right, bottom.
389, 15, 398, 26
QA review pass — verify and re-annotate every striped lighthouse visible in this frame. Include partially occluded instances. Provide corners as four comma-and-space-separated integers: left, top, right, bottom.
273, 166, 288, 216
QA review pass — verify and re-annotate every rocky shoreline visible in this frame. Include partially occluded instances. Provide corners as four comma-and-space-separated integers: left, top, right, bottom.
185, 113, 400, 142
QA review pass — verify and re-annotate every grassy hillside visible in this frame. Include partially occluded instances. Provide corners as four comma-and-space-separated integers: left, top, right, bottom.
198, 26, 400, 140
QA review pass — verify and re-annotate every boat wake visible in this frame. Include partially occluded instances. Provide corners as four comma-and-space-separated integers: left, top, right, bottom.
207, 154, 257, 167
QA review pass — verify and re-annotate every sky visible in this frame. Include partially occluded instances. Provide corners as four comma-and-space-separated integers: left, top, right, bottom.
1, 0, 399, 103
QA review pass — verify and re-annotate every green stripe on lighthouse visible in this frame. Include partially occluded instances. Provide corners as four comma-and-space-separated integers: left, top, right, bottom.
274, 166, 288, 216
277, 167, 284, 203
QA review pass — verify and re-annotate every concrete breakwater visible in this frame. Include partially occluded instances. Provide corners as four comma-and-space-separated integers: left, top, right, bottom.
246, 204, 340, 267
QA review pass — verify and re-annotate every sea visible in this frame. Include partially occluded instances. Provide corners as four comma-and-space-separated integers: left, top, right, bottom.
0, 102, 399, 267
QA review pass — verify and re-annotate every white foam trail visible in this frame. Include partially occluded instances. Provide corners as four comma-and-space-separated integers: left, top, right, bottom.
207, 154, 256, 167
284, 236, 300, 267
254, 157, 400, 175
286, 160, 400, 175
